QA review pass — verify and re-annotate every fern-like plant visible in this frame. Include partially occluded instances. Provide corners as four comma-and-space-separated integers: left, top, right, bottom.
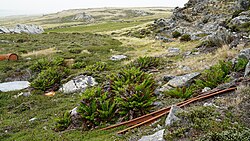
129, 56, 160, 72
166, 87, 194, 99
54, 111, 71, 132
110, 67, 156, 119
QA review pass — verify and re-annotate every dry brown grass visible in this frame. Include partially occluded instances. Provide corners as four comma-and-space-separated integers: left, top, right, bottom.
21, 47, 57, 57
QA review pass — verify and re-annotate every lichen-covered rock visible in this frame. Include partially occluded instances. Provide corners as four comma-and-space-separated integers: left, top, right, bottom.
13, 24, 44, 34
244, 61, 250, 77
59, 75, 97, 94
0, 26, 10, 34
237, 48, 250, 60
165, 105, 184, 126
139, 129, 165, 141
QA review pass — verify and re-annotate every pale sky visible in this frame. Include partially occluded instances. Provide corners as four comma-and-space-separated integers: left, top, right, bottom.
0, 0, 188, 16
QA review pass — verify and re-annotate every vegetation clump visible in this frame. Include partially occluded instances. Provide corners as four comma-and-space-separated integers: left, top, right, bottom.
54, 111, 72, 132
180, 34, 191, 42
165, 87, 194, 99
172, 31, 182, 38
74, 67, 157, 130
129, 56, 161, 72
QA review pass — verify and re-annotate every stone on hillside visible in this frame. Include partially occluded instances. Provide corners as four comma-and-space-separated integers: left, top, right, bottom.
0, 26, 10, 34
207, 26, 233, 45
167, 72, 200, 88
110, 55, 127, 61
14, 24, 44, 34
237, 48, 250, 60
230, 15, 250, 26
59, 75, 97, 94
68, 107, 83, 129
202, 87, 211, 93
165, 105, 184, 126
138, 129, 165, 141
160, 72, 200, 92
72, 13, 94, 21
244, 61, 250, 77
163, 75, 175, 82
0, 81, 30, 92
168, 47, 180, 54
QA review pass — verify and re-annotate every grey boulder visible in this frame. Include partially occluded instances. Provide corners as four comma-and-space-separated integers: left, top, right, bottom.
138, 129, 165, 141
165, 105, 184, 126
14, 24, 44, 34
244, 61, 250, 77
0, 26, 11, 34
59, 75, 97, 94
238, 48, 250, 60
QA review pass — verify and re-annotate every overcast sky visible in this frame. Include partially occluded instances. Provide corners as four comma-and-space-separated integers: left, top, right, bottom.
0, 0, 188, 16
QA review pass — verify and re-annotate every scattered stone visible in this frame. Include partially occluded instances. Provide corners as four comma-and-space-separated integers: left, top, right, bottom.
14, 92, 31, 98
0, 81, 30, 92
179, 65, 191, 71
68, 107, 83, 129
138, 129, 165, 141
163, 75, 175, 82
165, 105, 184, 126
203, 102, 218, 108
237, 48, 250, 60
156, 36, 173, 42
165, 72, 200, 88
110, 55, 127, 61
184, 51, 192, 56
202, 87, 211, 93
168, 47, 180, 54
59, 75, 97, 94
244, 61, 250, 77
0, 40, 11, 44
29, 117, 37, 122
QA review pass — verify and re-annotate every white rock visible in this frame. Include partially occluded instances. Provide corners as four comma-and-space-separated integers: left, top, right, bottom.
110, 55, 127, 61
59, 75, 97, 94
138, 129, 165, 141
202, 87, 211, 92
0, 81, 30, 92
165, 105, 183, 126
29, 117, 37, 122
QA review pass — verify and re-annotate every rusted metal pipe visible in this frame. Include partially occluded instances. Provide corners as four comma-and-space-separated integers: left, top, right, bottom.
0, 53, 18, 61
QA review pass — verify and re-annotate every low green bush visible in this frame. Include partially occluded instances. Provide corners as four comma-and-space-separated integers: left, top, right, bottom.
30, 57, 64, 72
172, 31, 182, 38
54, 111, 71, 132
180, 34, 191, 42
78, 87, 117, 129
84, 62, 108, 72
165, 87, 194, 99
31, 67, 69, 91
72, 62, 87, 69
129, 56, 161, 72
110, 67, 156, 119
194, 61, 232, 89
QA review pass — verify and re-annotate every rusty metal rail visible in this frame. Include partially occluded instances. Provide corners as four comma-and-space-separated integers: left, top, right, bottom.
101, 87, 237, 134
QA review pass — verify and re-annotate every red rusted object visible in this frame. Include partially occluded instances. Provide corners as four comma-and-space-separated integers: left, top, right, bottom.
0, 53, 18, 61
101, 87, 238, 134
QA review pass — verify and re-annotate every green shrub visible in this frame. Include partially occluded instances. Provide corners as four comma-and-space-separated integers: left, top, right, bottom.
199, 127, 250, 141
129, 56, 160, 72
198, 40, 217, 48
172, 31, 182, 38
180, 34, 191, 42
31, 67, 69, 91
194, 61, 232, 89
84, 62, 108, 72
77, 87, 117, 129
110, 67, 156, 119
30, 57, 64, 72
165, 87, 194, 99
54, 111, 71, 132
234, 58, 249, 72
72, 62, 87, 69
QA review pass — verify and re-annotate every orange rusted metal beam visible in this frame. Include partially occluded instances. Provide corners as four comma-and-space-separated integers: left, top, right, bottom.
0, 53, 18, 61
101, 86, 238, 134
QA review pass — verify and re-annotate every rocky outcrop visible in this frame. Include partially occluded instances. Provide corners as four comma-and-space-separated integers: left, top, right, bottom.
59, 75, 97, 94
0, 24, 44, 34
165, 105, 184, 126
152, 0, 250, 47
0, 81, 30, 92
244, 61, 250, 77
72, 13, 94, 22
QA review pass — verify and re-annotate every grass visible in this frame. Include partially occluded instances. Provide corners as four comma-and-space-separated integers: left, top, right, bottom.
46, 21, 147, 33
